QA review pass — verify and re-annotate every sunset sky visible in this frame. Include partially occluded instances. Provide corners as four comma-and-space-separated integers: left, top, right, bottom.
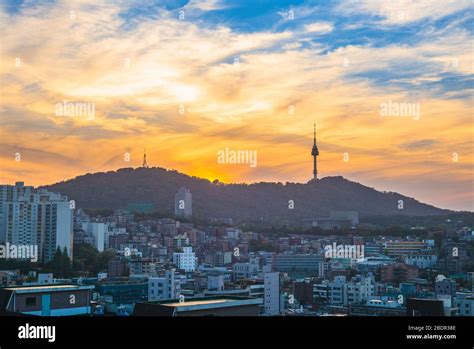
0, 0, 472, 211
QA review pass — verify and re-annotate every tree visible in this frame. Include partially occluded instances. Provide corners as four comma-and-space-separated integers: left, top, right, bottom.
96, 249, 116, 273
61, 247, 72, 278
50, 247, 63, 277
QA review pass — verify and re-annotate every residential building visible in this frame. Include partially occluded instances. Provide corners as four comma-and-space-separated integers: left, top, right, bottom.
1, 183, 73, 263
455, 292, 474, 316
404, 254, 438, 269
264, 272, 281, 315
173, 246, 196, 272
380, 263, 419, 283
148, 269, 179, 301
81, 222, 107, 252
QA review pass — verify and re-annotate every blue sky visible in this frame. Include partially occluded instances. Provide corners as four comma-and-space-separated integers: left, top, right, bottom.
0, 0, 472, 210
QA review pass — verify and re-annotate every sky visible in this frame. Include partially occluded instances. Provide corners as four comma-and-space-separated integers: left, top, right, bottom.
0, 0, 472, 211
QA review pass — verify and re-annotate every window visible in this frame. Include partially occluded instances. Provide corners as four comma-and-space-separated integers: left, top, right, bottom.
25, 297, 36, 306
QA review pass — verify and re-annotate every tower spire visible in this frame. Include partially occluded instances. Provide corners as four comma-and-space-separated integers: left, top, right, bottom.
142, 148, 148, 168
311, 122, 319, 179
313, 122, 316, 144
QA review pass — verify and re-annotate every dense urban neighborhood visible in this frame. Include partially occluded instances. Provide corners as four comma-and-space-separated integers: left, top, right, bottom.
0, 181, 472, 317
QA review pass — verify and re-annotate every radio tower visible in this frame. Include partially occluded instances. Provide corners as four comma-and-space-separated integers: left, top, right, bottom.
142, 149, 148, 168
311, 123, 319, 179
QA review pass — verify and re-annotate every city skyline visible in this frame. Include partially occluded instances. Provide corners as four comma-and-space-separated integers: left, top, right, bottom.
0, 0, 472, 212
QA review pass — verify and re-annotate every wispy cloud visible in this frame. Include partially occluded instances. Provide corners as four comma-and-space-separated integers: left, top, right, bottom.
0, 0, 472, 210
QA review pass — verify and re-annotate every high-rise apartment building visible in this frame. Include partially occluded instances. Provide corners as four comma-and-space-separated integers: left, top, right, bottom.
264, 272, 281, 315
0, 182, 73, 263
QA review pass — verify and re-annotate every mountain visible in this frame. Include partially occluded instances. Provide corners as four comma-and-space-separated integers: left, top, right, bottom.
42, 167, 451, 221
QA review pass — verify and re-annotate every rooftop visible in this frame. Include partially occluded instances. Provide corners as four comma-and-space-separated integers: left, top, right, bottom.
4, 284, 94, 293
143, 296, 262, 312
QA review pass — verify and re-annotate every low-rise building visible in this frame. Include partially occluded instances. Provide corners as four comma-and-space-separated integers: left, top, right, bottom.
1, 284, 94, 316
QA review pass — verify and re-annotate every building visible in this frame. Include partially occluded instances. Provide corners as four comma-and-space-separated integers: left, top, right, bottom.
173, 246, 196, 272
264, 272, 281, 315
148, 269, 179, 301
344, 274, 375, 305
207, 273, 224, 291
0, 284, 94, 316
174, 187, 192, 218
108, 259, 129, 277
0, 270, 19, 287
226, 228, 241, 240
81, 222, 107, 252
109, 233, 129, 250
0, 183, 73, 263
0, 182, 33, 243
349, 298, 405, 316
380, 263, 419, 283
233, 261, 259, 281
273, 254, 324, 277
384, 241, 430, 257
455, 292, 474, 316
304, 211, 359, 230
312, 274, 375, 307
133, 296, 263, 316
404, 254, 438, 269
293, 279, 316, 306
213, 251, 232, 267
329, 211, 359, 225
406, 298, 444, 316
435, 277, 457, 303
173, 234, 190, 249
97, 277, 148, 313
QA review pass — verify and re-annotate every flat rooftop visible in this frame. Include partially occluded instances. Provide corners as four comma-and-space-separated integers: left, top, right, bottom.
4, 284, 94, 293
165, 299, 238, 307
146, 296, 263, 312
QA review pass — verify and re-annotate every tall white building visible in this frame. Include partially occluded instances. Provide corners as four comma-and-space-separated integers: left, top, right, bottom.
344, 274, 375, 305
173, 246, 196, 272
264, 272, 281, 315
148, 269, 180, 301
81, 222, 107, 252
174, 187, 192, 218
0, 183, 73, 262
0, 182, 33, 243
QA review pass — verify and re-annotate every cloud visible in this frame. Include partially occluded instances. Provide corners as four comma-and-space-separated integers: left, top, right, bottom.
304, 22, 334, 34
400, 139, 438, 150
337, 0, 472, 25
0, 0, 472, 210
185, 0, 228, 11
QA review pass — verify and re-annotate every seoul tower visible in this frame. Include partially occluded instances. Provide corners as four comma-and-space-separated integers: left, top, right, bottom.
311, 123, 319, 179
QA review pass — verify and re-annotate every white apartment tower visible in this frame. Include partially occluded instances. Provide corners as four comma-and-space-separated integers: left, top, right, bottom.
264, 272, 281, 315
0, 183, 73, 262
